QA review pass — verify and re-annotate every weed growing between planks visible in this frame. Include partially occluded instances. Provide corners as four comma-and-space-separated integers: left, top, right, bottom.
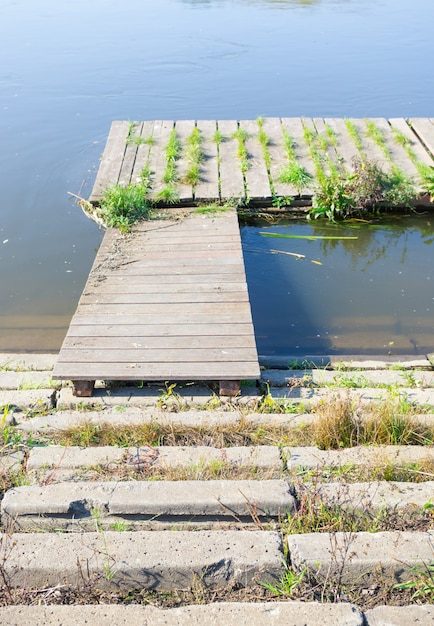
157, 128, 181, 203
183, 126, 203, 188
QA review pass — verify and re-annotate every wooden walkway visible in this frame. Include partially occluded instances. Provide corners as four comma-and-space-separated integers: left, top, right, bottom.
53, 209, 260, 396
89, 118, 434, 204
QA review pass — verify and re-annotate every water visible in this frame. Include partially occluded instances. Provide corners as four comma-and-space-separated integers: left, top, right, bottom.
242, 216, 434, 356
0, 0, 434, 351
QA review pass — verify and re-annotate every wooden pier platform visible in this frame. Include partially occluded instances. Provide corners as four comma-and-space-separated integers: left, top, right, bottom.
53, 209, 260, 396
88, 117, 434, 204
54, 117, 434, 394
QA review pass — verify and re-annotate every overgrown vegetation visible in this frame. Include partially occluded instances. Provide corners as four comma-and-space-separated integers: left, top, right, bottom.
99, 183, 151, 232
183, 127, 203, 187
310, 158, 417, 221
157, 128, 181, 203
232, 127, 250, 175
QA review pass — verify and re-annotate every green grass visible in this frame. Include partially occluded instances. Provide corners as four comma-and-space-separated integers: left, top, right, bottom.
232, 127, 250, 176
126, 122, 145, 146
394, 563, 434, 601
183, 127, 203, 187
302, 124, 327, 185
213, 129, 224, 145
365, 120, 393, 162
278, 127, 312, 194
195, 201, 234, 215
157, 128, 181, 202
261, 567, 306, 597
156, 185, 179, 204
344, 119, 365, 155
99, 183, 151, 232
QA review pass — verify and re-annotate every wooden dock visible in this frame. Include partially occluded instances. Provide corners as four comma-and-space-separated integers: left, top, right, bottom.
54, 117, 434, 395
53, 209, 260, 396
89, 118, 434, 204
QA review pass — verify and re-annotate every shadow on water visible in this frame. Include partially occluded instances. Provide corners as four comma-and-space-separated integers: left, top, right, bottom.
241, 215, 434, 357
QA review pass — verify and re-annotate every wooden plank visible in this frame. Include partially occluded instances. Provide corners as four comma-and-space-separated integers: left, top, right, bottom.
280, 118, 316, 195
261, 117, 293, 197
174, 119, 195, 201
71, 314, 252, 325
239, 119, 272, 200
120, 241, 241, 252
89, 121, 129, 201
350, 118, 390, 171
148, 120, 174, 200
194, 120, 219, 201
313, 117, 343, 172
118, 122, 142, 186
388, 119, 434, 168
63, 336, 256, 350
131, 120, 155, 184
77, 302, 250, 315
54, 361, 260, 380
325, 118, 360, 171
58, 348, 258, 363
80, 292, 248, 304
114, 265, 245, 276
217, 119, 245, 200
67, 323, 255, 337
371, 118, 420, 180
112, 255, 243, 268
88, 274, 247, 285
85, 283, 248, 295
409, 118, 434, 156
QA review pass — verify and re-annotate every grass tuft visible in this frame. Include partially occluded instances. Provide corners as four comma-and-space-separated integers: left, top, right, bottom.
99, 184, 151, 232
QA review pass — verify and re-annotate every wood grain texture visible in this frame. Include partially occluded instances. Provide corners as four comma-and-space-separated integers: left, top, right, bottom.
194, 120, 219, 201
54, 208, 260, 382
217, 120, 245, 199
90, 121, 129, 201
409, 118, 434, 156
239, 119, 272, 200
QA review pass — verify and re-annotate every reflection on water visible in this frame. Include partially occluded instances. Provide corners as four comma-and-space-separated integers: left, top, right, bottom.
0, 0, 434, 351
242, 216, 434, 356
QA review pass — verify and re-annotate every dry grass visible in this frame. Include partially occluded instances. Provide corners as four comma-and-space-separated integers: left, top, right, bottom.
292, 458, 434, 483
54, 419, 311, 449
312, 394, 434, 449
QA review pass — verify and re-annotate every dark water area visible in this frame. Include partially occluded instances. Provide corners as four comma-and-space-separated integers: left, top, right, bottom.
242, 215, 434, 356
1, 0, 434, 351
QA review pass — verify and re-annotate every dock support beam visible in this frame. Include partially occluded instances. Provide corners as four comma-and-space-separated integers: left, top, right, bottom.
72, 380, 95, 397
219, 380, 241, 397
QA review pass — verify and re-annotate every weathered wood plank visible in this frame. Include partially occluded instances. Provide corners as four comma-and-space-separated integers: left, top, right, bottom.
313, 118, 343, 172
194, 120, 219, 201
131, 120, 155, 184
261, 117, 293, 197
409, 118, 434, 156
217, 120, 245, 200
81, 292, 249, 304
58, 348, 258, 363
372, 118, 420, 180
388, 119, 434, 168
114, 265, 245, 276
63, 335, 256, 349
84, 283, 248, 295
280, 118, 316, 195
174, 119, 195, 201
148, 120, 174, 201
54, 361, 260, 380
118, 122, 142, 186
239, 119, 272, 200
89, 274, 247, 285
352, 118, 391, 171
77, 302, 250, 315
67, 323, 255, 337
72, 313, 252, 325
324, 119, 360, 171
90, 121, 129, 201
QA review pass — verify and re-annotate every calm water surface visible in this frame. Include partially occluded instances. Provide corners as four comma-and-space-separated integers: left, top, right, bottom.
242, 216, 434, 355
1, 0, 434, 351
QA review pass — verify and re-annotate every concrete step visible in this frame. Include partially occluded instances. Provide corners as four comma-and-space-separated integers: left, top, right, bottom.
0, 603, 365, 626
0, 530, 283, 590
26, 445, 282, 481
262, 368, 434, 388
0, 371, 62, 391
365, 605, 434, 626
285, 445, 434, 470
0, 389, 56, 411
259, 355, 432, 370
314, 481, 434, 512
287, 530, 434, 584
1, 479, 295, 530
0, 353, 56, 371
